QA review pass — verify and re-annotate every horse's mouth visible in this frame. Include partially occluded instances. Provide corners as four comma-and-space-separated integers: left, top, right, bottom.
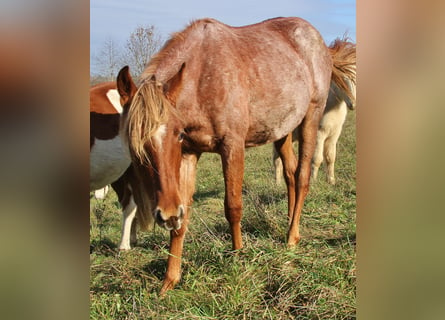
154, 206, 184, 231
161, 217, 182, 231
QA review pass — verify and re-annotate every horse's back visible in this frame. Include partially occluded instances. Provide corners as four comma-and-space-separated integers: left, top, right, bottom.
230, 18, 332, 145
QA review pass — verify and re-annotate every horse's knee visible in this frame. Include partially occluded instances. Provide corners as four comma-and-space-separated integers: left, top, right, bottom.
325, 152, 334, 165
224, 205, 242, 224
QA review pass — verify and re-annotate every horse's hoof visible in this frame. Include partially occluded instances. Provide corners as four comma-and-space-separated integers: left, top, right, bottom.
286, 236, 300, 248
159, 277, 180, 296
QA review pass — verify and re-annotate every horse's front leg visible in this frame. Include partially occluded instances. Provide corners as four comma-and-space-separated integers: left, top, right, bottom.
160, 153, 199, 295
160, 223, 188, 294
220, 142, 245, 250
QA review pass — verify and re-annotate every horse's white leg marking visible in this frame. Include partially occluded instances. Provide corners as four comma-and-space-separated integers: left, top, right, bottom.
106, 89, 123, 114
119, 195, 137, 250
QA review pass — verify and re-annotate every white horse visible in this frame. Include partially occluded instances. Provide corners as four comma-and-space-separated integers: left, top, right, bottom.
90, 78, 138, 250
274, 63, 356, 185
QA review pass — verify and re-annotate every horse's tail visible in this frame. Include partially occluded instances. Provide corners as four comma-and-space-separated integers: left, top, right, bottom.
329, 37, 356, 106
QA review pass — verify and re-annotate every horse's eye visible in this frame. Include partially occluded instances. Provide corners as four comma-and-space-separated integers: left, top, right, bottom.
178, 132, 185, 142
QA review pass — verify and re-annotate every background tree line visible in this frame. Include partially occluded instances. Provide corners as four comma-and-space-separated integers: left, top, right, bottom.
91, 25, 163, 85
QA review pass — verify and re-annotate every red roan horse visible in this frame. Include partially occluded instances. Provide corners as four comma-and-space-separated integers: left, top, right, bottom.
118, 17, 356, 294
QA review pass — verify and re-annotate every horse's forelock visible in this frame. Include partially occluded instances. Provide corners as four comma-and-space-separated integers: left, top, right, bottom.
125, 80, 170, 164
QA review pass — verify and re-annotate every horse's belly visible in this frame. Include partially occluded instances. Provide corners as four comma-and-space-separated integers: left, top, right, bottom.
245, 70, 313, 146
246, 100, 310, 147
90, 136, 131, 191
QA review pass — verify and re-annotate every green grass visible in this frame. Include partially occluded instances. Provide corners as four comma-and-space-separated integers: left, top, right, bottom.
90, 113, 356, 319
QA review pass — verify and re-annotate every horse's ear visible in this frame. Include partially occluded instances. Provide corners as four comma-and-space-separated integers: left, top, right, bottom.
117, 66, 137, 104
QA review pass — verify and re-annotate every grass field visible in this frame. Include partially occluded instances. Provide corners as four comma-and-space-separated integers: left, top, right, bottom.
90, 112, 356, 319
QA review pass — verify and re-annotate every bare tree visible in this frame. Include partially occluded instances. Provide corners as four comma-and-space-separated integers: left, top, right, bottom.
93, 38, 123, 81
124, 25, 163, 79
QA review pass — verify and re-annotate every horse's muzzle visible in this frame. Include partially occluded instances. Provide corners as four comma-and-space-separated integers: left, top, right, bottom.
154, 205, 184, 231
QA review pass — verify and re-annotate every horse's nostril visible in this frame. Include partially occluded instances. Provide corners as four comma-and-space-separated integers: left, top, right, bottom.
178, 206, 184, 219
155, 208, 164, 222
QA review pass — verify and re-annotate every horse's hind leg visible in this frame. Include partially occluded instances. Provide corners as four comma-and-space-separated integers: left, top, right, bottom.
324, 112, 345, 184
324, 133, 340, 185
272, 146, 284, 185
311, 130, 327, 182
287, 105, 323, 247
274, 134, 298, 222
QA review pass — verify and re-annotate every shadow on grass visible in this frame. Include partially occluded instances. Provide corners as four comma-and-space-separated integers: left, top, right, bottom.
90, 237, 118, 255
325, 233, 356, 247
142, 259, 167, 281
193, 189, 223, 202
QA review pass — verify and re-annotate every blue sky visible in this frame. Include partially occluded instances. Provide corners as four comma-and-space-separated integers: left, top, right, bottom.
90, 0, 355, 74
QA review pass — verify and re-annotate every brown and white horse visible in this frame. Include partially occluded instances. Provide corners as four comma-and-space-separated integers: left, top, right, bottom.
119, 17, 356, 294
273, 39, 356, 185
90, 79, 139, 250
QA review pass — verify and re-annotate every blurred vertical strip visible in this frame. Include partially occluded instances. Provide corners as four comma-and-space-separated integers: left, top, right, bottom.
357, 0, 445, 319
0, 0, 89, 319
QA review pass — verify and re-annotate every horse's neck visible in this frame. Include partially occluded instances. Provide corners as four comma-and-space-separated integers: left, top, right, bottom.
146, 22, 209, 85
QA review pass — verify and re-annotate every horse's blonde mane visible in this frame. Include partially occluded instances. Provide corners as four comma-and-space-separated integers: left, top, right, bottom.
329, 37, 356, 103
124, 80, 170, 164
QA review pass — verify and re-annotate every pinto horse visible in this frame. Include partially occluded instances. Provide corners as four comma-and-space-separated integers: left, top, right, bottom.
90, 79, 139, 250
273, 39, 356, 185
118, 17, 356, 294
